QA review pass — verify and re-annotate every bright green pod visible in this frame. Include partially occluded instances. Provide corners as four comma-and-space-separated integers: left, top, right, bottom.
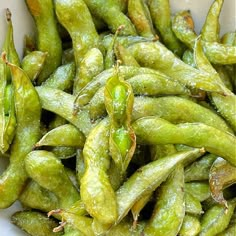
42, 62, 75, 92
26, 0, 62, 84
217, 223, 236, 236
21, 51, 47, 81
194, 37, 236, 132
144, 164, 185, 236
83, 0, 137, 36
19, 180, 59, 213
80, 118, 117, 225
35, 124, 85, 148
179, 214, 201, 236
115, 149, 204, 224
127, 41, 229, 95
185, 192, 204, 215
0, 61, 41, 208
185, 182, 211, 202
128, 0, 155, 38
149, 0, 185, 56
76, 48, 104, 91
184, 153, 217, 182
11, 211, 63, 236
24, 150, 80, 209
201, 0, 224, 42
199, 198, 236, 236
132, 116, 236, 166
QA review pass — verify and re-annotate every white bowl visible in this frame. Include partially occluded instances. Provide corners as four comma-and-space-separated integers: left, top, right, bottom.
0, 0, 235, 235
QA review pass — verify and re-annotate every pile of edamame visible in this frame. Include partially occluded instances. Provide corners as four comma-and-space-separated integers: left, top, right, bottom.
0, 0, 236, 235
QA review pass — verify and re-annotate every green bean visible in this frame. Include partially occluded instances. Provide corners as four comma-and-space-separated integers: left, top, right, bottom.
149, 0, 185, 56
201, 0, 224, 42
24, 150, 80, 209
178, 214, 201, 236
19, 180, 59, 213
42, 62, 75, 92
199, 198, 236, 236
185, 182, 211, 202
83, 0, 137, 36
132, 116, 236, 166
184, 153, 217, 182
127, 41, 229, 94
21, 51, 47, 81
185, 192, 203, 215
209, 157, 236, 207
11, 211, 63, 236
0, 59, 41, 208
115, 148, 204, 224
80, 118, 117, 225
143, 164, 185, 236
35, 124, 85, 148
128, 0, 155, 38
26, 0, 62, 84
35, 86, 97, 136
132, 96, 233, 133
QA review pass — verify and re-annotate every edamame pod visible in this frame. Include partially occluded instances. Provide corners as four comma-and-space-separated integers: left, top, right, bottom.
83, 0, 137, 36
178, 214, 201, 236
21, 51, 47, 81
12, 211, 63, 236
199, 198, 236, 236
132, 116, 236, 166
26, 0, 62, 84
143, 164, 185, 236
127, 42, 229, 95
24, 150, 80, 209
35, 124, 85, 148
185, 192, 203, 215
0, 59, 41, 208
80, 118, 117, 225
209, 157, 236, 207
115, 148, 204, 224
149, 0, 185, 56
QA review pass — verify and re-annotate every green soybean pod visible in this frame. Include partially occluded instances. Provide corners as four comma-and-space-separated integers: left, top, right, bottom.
24, 150, 80, 209
0, 59, 41, 208
132, 96, 233, 133
115, 148, 204, 224
128, 0, 155, 38
83, 0, 137, 36
12, 211, 63, 236
184, 153, 217, 182
21, 51, 47, 81
80, 118, 117, 225
185, 182, 211, 202
185, 192, 204, 215
179, 214, 201, 236
201, 0, 224, 42
127, 41, 229, 95
199, 198, 236, 236
19, 180, 59, 213
149, 0, 185, 56
35, 86, 97, 136
25, 0, 62, 84
35, 124, 85, 148
217, 223, 236, 236
194, 37, 236, 132
132, 116, 236, 166
42, 62, 75, 92
143, 164, 185, 236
